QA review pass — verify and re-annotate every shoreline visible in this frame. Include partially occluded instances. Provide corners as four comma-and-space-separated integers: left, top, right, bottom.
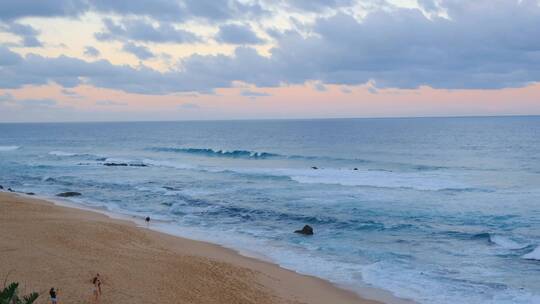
0, 191, 410, 304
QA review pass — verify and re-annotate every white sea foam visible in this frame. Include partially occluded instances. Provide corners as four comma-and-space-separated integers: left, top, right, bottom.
142, 159, 194, 170
231, 168, 466, 191
104, 157, 134, 163
49, 151, 78, 157
523, 246, 540, 260
0, 145, 20, 151
490, 235, 527, 250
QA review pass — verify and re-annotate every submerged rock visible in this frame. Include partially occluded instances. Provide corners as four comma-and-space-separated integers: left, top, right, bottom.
104, 163, 128, 167
0, 185, 3, 190
26, 192, 35, 195
7, 188, 14, 192
294, 225, 314, 235
311, 166, 319, 170
56, 191, 82, 197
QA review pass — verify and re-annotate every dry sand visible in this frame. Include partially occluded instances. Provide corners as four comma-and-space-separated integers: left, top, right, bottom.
0, 192, 383, 304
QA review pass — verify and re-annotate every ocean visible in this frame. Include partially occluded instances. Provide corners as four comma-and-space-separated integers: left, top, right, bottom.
0, 116, 539, 304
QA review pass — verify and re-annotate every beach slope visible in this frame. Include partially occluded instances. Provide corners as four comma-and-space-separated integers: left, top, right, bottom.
0, 193, 380, 304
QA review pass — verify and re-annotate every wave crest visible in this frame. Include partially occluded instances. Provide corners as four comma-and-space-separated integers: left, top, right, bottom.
523, 246, 540, 260
0, 145, 20, 151
151, 147, 280, 159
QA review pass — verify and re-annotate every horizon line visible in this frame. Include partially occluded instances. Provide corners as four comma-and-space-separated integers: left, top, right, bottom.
0, 113, 539, 124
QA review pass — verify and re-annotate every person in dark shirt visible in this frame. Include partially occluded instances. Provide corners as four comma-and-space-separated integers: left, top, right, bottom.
145, 216, 151, 227
49, 287, 58, 304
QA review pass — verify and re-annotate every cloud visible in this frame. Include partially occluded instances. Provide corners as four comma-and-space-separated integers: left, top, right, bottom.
0, 45, 22, 65
96, 18, 200, 44
1, 1, 540, 93
0, 0, 88, 21
216, 24, 264, 45
122, 42, 155, 60
95, 99, 128, 106
0, 22, 42, 47
241, 90, 271, 98
0, 0, 267, 22
285, 0, 356, 12
61, 88, 83, 98
0, 92, 56, 107
183, 0, 268, 21
314, 82, 327, 92
84, 46, 100, 57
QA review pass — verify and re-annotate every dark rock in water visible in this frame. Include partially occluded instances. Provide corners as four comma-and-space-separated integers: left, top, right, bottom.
353, 168, 358, 171
128, 163, 147, 167
163, 186, 178, 191
26, 192, 35, 195
56, 191, 82, 197
0, 185, 3, 189
96, 157, 107, 161
7, 188, 14, 192
294, 225, 314, 235
311, 166, 318, 170
104, 163, 128, 167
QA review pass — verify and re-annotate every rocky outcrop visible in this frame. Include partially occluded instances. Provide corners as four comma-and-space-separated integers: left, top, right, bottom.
104, 163, 128, 166
294, 225, 314, 235
103, 163, 147, 167
56, 191, 82, 197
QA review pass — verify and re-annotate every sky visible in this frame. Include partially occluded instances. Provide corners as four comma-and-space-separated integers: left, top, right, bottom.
0, 0, 539, 122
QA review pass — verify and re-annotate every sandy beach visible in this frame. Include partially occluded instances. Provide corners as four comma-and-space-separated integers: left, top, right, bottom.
0, 192, 382, 304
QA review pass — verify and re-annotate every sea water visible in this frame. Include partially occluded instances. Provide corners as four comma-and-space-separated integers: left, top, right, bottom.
0, 117, 539, 304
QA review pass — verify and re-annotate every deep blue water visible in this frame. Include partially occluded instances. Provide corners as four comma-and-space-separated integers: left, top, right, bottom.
1, 117, 539, 304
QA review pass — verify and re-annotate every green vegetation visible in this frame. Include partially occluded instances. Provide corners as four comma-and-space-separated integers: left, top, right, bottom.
0, 282, 39, 304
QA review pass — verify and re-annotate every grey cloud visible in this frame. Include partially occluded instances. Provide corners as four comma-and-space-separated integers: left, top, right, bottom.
96, 18, 200, 44
0, 46, 22, 65
241, 90, 271, 98
1, 1, 540, 93
122, 42, 155, 60
18, 98, 57, 107
216, 24, 264, 45
417, 0, 439, 12
314, 82, 327, 91
1, 0, 269, 23
184, 0, 268, 21
84, 46, 100, 57
286, 0, 356, 11
0, 0, 88, 21
61, 88, 83, 98
91, 0, 186, 22
0, 92, 57, 107
96, 100, 128, 106
1, 22, 42, 47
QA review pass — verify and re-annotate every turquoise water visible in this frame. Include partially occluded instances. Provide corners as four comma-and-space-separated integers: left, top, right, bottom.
1, 117, 539, 303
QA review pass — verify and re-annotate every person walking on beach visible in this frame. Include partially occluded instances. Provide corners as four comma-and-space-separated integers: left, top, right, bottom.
92, 273, 102, 303
49, 287, 58, 304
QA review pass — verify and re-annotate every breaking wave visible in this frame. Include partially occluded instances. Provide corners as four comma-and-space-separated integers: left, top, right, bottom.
151, 147, 280, 159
